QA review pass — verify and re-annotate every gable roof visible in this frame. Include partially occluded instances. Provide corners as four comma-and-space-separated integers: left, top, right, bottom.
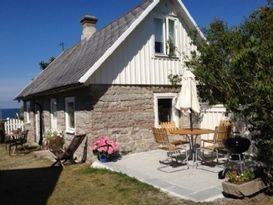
16, 0, 203, 100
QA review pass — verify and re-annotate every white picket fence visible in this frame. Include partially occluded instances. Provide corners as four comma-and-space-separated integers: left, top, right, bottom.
4, 118, 24, 134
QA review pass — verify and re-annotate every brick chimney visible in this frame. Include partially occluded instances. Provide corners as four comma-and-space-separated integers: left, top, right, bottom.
80, 15, 98, 41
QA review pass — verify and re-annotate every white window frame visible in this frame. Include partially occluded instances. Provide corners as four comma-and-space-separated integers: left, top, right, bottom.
50, 98, 58, 131
153, 16, 177, 57
153, 93, 179, 128
65, 97, 75, 134
25, 101, 31, 124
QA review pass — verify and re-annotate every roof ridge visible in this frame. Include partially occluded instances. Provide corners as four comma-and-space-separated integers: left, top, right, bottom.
89, 0, 153, 41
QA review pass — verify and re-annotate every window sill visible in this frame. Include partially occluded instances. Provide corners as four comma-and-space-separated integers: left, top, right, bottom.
153, 54, 179, 60
65, 129, 75, 135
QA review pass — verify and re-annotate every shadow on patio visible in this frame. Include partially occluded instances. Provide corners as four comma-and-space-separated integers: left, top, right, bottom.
0, 167, 62, 205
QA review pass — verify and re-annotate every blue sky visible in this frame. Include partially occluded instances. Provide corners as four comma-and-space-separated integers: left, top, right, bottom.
0, 0, 267, 108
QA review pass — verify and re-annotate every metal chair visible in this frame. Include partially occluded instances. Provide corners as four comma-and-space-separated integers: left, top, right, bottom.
152, 128, 189, 170
8, 130, 29, 155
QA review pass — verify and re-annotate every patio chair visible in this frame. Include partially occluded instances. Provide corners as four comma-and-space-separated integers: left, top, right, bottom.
8, 130, 29, 155
160, 121, 189, 145
5, 129, 21, 150
200, 120, 232, 164
50, 134, 86, 168
152, 128, 189, 170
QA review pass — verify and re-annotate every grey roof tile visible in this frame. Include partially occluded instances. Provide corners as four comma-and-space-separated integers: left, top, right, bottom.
16, 0, 154, 99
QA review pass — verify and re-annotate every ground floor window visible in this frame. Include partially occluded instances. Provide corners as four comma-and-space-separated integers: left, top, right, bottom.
158, 99, 172, 123
65, 97, 75, 133
50, 98, 57, 131
154, 93, 179, 127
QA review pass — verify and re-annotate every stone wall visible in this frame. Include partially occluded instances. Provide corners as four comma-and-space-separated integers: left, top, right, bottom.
24, 85, 184, 162
87, 85, 180, 156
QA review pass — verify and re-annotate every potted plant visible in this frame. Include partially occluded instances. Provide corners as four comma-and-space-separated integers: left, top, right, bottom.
91, 136, 119, 163
222, 169, 267, 198
44, 130, 65, 151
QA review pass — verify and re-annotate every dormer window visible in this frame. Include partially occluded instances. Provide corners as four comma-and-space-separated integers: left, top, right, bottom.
154, 17, 177, 57
154, 18, 165, 54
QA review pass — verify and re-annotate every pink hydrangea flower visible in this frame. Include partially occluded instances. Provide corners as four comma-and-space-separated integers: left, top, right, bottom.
91, 136, 119, 157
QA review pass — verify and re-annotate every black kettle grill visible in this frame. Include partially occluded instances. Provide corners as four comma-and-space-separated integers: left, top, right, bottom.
224, 134, 251, 154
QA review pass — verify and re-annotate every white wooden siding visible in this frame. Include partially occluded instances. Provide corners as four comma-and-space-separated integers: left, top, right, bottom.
88, 0, 196, 85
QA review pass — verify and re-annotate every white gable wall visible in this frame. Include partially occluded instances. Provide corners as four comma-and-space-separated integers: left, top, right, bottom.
88, 0, 197, 85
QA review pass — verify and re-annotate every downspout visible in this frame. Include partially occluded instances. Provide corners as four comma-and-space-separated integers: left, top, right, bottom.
34, 102, 43, 145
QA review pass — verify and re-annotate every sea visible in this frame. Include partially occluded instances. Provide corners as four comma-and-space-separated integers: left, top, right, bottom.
0, 108, 20, 120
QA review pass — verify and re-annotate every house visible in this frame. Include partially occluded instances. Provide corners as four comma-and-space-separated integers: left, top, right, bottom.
16, 0, 205, 159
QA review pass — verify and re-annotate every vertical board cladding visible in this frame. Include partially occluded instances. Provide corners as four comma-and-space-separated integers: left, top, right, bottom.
88, 0, 197, 86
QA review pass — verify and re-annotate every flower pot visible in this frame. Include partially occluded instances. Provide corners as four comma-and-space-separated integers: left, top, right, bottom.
98, 154, 109, 163
222, 178, 267, 198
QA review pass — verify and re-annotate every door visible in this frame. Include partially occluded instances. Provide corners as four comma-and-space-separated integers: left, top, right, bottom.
35, 109, 40, 143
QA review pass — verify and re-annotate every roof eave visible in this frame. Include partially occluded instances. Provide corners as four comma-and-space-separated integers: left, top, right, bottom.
15, 82, 84, 101
176, 0, 205, 40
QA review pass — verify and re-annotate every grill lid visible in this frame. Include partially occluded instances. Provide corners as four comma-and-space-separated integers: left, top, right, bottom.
224, 135, 251, 154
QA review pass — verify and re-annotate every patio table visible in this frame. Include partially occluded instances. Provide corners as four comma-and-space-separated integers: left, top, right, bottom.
169, 128, 215, 163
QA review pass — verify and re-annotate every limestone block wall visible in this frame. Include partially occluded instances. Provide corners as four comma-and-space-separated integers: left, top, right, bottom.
24, 85, 185, 162
87, 85, 180, 155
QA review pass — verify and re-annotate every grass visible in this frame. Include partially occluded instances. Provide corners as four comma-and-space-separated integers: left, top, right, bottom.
0, 143, 272, 205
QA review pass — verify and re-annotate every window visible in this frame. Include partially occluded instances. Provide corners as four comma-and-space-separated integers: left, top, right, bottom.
154, 17, 177, 56
50, 98, 57, 130
168, 19, 176, 56
154, 18, 165, 54
25, 101, 30, 123
154, 93, 179, 127
158, 99, 172, 123
65, 97, 75, 133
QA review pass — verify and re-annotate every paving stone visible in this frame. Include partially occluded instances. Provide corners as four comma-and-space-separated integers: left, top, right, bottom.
92, 150, 225, 202
188, 187, 223, 202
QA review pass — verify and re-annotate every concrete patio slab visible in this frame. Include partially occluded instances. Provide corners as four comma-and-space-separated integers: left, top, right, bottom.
91, 149, 225, 202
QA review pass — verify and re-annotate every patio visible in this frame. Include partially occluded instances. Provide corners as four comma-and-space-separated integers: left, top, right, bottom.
91, 149, 225, 202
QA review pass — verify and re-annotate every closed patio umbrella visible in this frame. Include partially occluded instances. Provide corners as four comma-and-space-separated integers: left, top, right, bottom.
175, 70, 200, 130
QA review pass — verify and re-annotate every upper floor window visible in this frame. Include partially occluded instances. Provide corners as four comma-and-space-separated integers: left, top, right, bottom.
65, 97, 75, 133
154, 18, 165, 54
50, 98, 57, 131
154, 17, 177, 57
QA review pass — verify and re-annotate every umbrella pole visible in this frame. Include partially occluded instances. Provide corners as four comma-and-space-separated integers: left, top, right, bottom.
190, 109, 193, 131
